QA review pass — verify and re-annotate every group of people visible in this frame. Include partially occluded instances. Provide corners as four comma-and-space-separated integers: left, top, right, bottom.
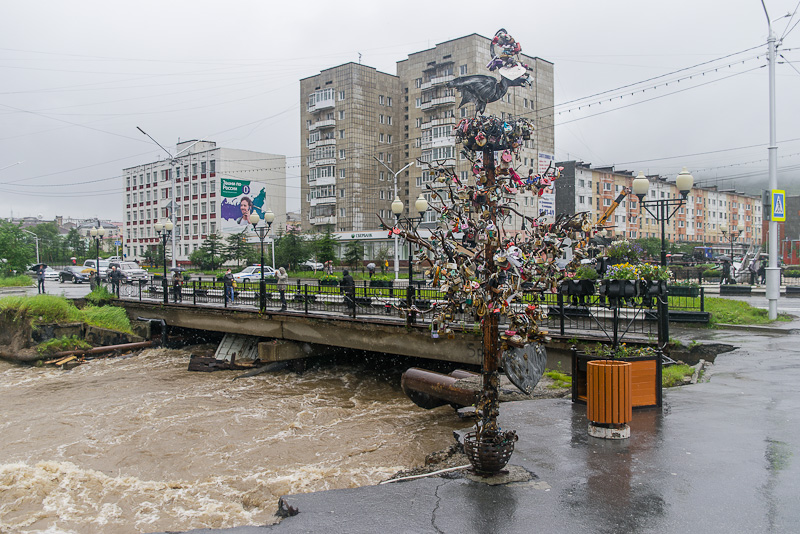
721, 259, 767, 285
220, 266, 289, 309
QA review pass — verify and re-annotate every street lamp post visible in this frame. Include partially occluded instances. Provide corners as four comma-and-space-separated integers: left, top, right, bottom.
391, 194, 428, 324
377, 158, 414, 280
249, 208, 276, 313
89, 223, 106, 290
154, 220, 173, 304
632, 168, 694, 347
721, 221, 745, 282
21, 229, 40, 265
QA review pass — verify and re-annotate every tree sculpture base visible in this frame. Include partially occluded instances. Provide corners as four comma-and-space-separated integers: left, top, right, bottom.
464, 430, 518, 476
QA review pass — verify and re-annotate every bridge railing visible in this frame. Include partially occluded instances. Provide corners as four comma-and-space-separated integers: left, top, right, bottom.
126, 279, 701, 337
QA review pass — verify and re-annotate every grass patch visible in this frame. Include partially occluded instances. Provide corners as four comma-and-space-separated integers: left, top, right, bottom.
662, 364, 694, 387
0, 275, 34, 287
544, 370, 572, 389
37, 335, 92, 356
0, 294, 132, 333
85, 285, 117, 306
705, 297, 792, 326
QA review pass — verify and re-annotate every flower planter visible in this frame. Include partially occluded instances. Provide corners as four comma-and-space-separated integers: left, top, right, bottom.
640, 280, 667, 297
319, 280, 339, 287
369, 280, 394, 288
600, 279, 638, 299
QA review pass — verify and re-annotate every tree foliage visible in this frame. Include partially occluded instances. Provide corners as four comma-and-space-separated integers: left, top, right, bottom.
0, 221, 34, 275
309, 229, 338, 264
343, 241, 364, 270
275, 230, 306, 271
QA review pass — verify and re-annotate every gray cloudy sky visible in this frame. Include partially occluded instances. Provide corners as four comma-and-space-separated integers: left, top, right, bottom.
1, 0, 799, 222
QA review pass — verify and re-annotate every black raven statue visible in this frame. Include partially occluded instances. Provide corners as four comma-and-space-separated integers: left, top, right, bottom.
447, 74, 530, 115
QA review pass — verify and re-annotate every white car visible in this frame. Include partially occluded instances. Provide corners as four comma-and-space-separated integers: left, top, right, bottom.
301, 260, 324, 271
232, 265, 275, 282
43, 267, 59, 281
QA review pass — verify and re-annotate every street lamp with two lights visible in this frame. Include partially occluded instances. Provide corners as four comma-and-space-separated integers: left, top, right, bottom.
249, 208, 276, 312
90, 223, 106, 289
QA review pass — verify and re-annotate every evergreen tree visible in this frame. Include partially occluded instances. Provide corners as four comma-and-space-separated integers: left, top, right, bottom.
309, 229, 338, 263
275, 230, 305, 271
343, 241, 364, 270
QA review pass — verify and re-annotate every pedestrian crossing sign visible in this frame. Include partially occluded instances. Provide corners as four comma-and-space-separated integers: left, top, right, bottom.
772, 190, 786, 222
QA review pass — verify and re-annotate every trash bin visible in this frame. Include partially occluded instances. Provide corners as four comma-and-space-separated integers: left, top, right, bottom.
586, 359, 632, 439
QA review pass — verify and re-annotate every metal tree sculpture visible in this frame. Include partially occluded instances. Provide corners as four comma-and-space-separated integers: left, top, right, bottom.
386, 29, 592, 474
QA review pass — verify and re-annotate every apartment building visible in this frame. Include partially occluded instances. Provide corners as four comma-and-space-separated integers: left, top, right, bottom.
300, 34, 555, 234
556, 161, 763, 247
123, 140, 286, 262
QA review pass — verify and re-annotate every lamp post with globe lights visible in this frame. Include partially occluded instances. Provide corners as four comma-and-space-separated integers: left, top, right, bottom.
721, 220, 746, 282
154, 220, 173, 304
249, 208, 276, 312
89, 223, 106, 290
632, 167, 694, 347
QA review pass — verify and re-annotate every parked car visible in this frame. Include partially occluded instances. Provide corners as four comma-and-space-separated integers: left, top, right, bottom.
232, 265, 275, 282
83, 259, 110, 278
107, 261, 148, 282
107, 256, 122, 262
59, 266, 91, 284
301, 260, 324, 271
43, 267, 59, 281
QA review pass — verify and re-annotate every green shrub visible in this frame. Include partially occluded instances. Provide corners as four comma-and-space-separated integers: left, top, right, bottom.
0, 275, 34, 287
784, 269, 800, 278
37, 335, 92, 356
85, 285, 117, 306
574, 265, 598, 280
544, 370, 572, 389
702, 268, 721, 278
0, 295, 131, 333
662, 364, 694, 387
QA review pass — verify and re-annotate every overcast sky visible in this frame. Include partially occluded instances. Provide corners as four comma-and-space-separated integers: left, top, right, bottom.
2, 0, 799, 222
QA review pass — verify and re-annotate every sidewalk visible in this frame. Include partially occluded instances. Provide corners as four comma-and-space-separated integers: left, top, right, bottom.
158, 323, 800, 534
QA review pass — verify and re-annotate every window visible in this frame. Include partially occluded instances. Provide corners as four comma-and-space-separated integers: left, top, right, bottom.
379, 95, 384, 105
579, 196, 585, 204
146, 191, 151, 201
387, 134, 392, 144
210, 201, 215, 213
387, 116, 392, 125
380, 190, 385, 200
379, 171, 385, 181
210, 160, 215, 173
340, 188, 345, 198
192, 183, 198, 195
339, 149, 345, 159
460, 107, 468, 118
415, 78, 422, 88
210, 179, 215, 192
338, 110, 345, 120
201, 223, 207, 234
379, 133, 385, 143
201, 181, 207, 194
201, 161, 206, 174
210, 222, 216, 234
339, 129, 345, 139
193, 223, 198, 235
387, 97, 392, 107
416, 117, 422, 127
339, 208, 345, 217
603, 182, 611, 191
460, 64, 468, 75
126, 177, 131, 187
579, 179, 584, 188
338, 90, 345, 100
133, 175, 137, 187
184, 224, 189, 236
126, 194, 131, 204
201, 202, 207, 214
380, 114, 384, 124
415, 98, 421, 108
603, 198, 611, 207
340, 169, 345, 178
192, 163, 197, 175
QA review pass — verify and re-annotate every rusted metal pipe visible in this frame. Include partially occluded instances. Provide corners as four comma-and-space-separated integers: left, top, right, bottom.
449, 369, 480, 379
50, 340, 155, 359
401, 368, 478, 409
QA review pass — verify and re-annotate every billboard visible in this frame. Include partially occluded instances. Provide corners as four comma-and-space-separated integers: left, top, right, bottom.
219, 178, 269, 233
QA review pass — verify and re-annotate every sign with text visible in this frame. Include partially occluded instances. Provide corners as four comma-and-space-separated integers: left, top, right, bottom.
219, 178, 270, 233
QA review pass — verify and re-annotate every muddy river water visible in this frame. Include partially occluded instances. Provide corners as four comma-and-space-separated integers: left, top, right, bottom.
0, 348, 464, 533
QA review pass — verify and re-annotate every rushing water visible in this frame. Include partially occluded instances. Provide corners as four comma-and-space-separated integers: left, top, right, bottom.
0, 348, 464, 533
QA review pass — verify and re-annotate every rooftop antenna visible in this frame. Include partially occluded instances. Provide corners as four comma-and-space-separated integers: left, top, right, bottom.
358, 52, 362, 64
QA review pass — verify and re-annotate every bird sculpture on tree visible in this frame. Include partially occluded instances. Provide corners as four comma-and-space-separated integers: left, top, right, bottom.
447, 73, 530, 115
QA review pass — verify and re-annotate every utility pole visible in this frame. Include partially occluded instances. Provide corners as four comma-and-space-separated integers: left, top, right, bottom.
762, 0, 780, 319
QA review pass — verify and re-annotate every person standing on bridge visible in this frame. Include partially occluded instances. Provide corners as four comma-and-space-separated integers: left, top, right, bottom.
172, 270, 183, 302
223, 268, 235, 304
276, 267, 288, 311
341, 269, 355, 311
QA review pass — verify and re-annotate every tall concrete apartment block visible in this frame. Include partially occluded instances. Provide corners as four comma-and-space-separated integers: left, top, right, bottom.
301, 34, 554, 232
123, 140, 286, 262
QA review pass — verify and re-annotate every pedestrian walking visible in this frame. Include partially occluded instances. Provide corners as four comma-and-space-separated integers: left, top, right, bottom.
172, 270, 183, 302
109, 266, 121, 296
758, 260, 766, 284
276, 267, 289, 311
36, 265, 46, 294
341, 269, 355, 311
367, 262, 376, 278
748, 261, 757, 286
223, 268, 235, 304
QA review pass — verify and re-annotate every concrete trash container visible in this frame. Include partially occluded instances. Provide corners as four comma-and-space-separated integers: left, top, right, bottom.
587, 360, 632, 439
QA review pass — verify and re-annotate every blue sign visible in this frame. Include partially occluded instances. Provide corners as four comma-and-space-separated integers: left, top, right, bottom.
772, 190, 786, 222
114, 240, 121, 246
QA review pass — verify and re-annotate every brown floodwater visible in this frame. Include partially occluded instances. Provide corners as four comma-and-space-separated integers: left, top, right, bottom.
0, 348, 464, 533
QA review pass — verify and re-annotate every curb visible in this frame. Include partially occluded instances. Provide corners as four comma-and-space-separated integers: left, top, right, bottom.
714, 323, 800, 335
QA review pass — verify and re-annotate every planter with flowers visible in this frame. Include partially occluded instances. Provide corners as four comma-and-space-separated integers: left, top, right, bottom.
638, 263, 670, 297
561, 265, 598, 305
600, 262, 640, 306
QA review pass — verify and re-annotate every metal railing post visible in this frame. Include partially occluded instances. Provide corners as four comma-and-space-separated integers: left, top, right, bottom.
558, 291, 565, 336
700, 287, 705, 312
193, 280, 197, 305
304, 284, 309, 314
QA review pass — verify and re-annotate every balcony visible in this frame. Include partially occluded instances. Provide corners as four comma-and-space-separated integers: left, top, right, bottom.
420, 116, 457, 130
309, 118, 336, 131
420, 74, 454, 91
308, 96, 335, 113
421, 136, 455, 150
310, 215, 337, 226
310, 196, 337, 207
314, 175, 336, 187
421, 96, 456, 111
309, 158, 336, 168
308, 138, 336, 150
